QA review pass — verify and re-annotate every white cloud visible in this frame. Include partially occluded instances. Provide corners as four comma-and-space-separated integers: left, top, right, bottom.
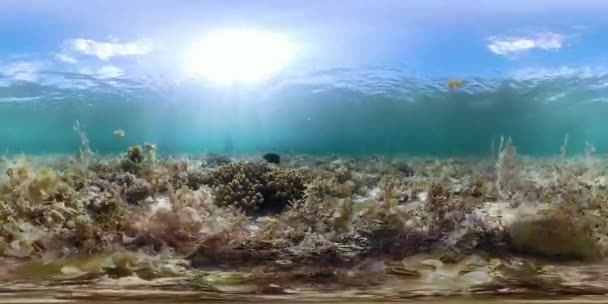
55, 53, 78, 64
487, 32, 565, 56
1, 61, 41, 82
96, 65, 125, 78
510, 66, 605, 80
67, 38, 152, 60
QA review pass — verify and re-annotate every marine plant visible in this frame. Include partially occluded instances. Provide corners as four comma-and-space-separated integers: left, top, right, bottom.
72, 120, 92, 165
496, 137, 520, 200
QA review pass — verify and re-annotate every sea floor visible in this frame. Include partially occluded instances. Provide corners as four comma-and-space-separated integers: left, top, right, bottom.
2, 273, 608, 303
1, 146, 608, 302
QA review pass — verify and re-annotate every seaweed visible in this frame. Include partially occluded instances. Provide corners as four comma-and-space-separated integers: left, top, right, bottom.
72, 120, 92, 165
496, 137, 521, 200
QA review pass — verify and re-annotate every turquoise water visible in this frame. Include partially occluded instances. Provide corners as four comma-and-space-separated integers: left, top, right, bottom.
1, 68, 608, 156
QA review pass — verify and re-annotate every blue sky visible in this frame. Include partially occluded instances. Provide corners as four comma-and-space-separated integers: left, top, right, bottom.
1, 0, 608, 85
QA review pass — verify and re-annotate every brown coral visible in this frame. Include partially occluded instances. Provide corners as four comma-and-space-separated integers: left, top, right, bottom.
262, 168, 307, 212
204, 162, 307, 214
128, 145, 143, 163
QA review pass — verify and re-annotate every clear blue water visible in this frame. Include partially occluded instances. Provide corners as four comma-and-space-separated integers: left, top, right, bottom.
1, 68, 607, 157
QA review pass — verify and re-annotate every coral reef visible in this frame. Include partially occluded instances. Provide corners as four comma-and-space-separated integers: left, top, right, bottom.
204, 162, 267, 212
203, 162, 306, 214
4, 140, 608, 294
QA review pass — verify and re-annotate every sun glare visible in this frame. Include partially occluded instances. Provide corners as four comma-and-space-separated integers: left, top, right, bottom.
184, 30, 294, 85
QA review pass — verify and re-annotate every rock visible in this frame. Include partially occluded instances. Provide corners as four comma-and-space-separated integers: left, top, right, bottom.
460, 271, 492, 285
463, 255, 488, 268
471, 202, 601, 260
509, 207, 600, 260
428, 270, 458, 285
420, 259, 444, 270
125, 179, 152, 205
258, 284, 288, 294
387, 265, 421, 277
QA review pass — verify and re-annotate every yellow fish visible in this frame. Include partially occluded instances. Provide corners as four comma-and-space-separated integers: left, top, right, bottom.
447, 79, 465, 89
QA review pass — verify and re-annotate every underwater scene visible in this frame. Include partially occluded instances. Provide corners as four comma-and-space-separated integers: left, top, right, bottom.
4, 1, 608, 303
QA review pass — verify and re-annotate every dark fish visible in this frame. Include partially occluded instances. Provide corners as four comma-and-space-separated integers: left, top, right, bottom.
263, 153, 280, 164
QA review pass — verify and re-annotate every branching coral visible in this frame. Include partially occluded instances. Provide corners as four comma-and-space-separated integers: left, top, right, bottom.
207, 163, 266, 212
203, 162, 307, 214
263, 168, 307, 212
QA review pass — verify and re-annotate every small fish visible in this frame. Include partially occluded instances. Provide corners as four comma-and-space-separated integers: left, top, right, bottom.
447, 79, 465, 90
113, 129, 125, 141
